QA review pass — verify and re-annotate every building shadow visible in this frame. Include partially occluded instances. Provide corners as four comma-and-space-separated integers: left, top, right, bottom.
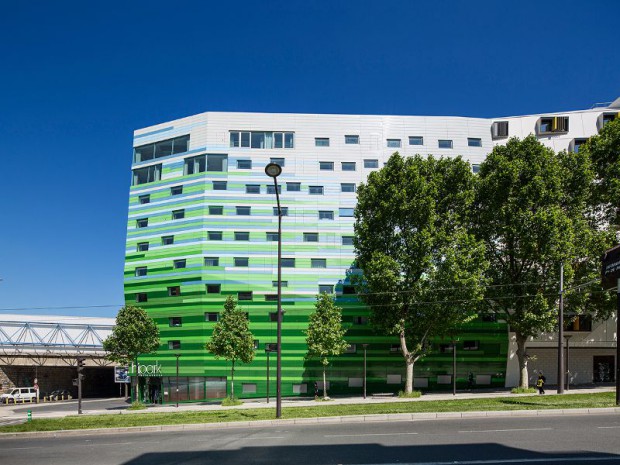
121, 442, 620, 465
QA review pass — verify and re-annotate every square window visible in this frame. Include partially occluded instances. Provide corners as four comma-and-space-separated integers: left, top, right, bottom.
341, 162, 356, 171
237, 159, 252, 169
238, 291, 253, 301
342, 285, 356, 295
266, 232, 279, 241
168, 286, 181, 297
492, 121, 509, 138
270, 157, 285, 167
209, 206, 223, 215
364, 159, 379, 168
284, 133, 294, 148
341, 183, 356, 193
173, 259, 186, 269
169, 317, 182, 327
315, 138, 330, 147
303, 232, 319, 242
409, 136, 424, 146
286, 182, 301, 192
318, 284, 334, 294
319, 161, 334, 171
234, 257, 249, 267
136, 293, 148, 303
170, 185, 183, 196
136, 218, 148, 228
468, 138, 482, 147
243, 383, 257, 394
274, 207, 288, 216
208, 231, 223, 240
272, 280, 288, 287
281, 258, 295, 268
387, 139, 401, 148
472, 164, 480, 174
354, 316, 368, 325
342, 236, 354, 246
264, 294, 278, 302
172, 209, 185, 220
390, 344, 401, 353
213, 181, 227, 191
345, 344, 357, 354
204, 257, 219, 266
246, 184, 261, 194
463, 340, 479, 350
345, 135, 359, 144
572, 138, 588, 153
339, 208, 354, 217
135, 267, 147, 277
318, 210, 334, 220
139, 194, 150, 204
311, 258, 327, 268
309, 186, 324, 195
207, 154, 228, 172
137, 242, 149, 252
168, 340, 181, 350
269, 312, 279, 322
438, 139, 453, 149
205, 312, 219, 322
234, 231, 250, 241
206, 284, 221, 294
266, 185, 282, 194
162, 235, 174, 245
236, 206, 251, 216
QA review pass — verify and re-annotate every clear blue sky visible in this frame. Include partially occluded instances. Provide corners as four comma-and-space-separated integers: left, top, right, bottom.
1, 0, 618, 317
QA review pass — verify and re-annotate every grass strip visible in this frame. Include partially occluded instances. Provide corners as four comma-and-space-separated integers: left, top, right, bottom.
0, 392, 615, 434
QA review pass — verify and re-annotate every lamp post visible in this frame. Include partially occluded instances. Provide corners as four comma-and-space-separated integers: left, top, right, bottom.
174, 353, 181, 408
265, 344, 276, 404
557, 262, 565, 394
564, 335, 572, 391
265, 162, 283, 419
452, 340, 457, 396
362, 344, 369, 399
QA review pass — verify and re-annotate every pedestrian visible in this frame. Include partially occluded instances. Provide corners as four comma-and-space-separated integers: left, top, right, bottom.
536, 372, 546, 395
314, 381, 319, 399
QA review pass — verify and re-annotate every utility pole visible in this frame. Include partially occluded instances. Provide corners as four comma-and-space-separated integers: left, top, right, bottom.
557, 263, 565, 394
77, 357, 86, 415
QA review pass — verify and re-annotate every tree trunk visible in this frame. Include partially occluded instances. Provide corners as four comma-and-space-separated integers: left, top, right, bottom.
515, 333, 529, 389
133, 354, 139, 402
323, 365, 327, 399
400, 331, 414, 393
231, 360, 235, 399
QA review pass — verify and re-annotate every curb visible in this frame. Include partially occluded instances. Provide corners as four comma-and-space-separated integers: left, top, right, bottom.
1, 407, 619, 439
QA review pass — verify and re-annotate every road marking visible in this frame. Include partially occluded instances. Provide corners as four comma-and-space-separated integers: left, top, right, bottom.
3, 447, 43, 451
458, 427, 553, 433
242, 436, 285, 440
325, 432, 419, 438
354, 457, 620, 464
597, 426, 620, 429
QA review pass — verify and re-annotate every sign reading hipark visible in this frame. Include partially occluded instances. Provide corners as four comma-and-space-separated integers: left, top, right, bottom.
601, 244, 620, 289
129, 361, 163, 377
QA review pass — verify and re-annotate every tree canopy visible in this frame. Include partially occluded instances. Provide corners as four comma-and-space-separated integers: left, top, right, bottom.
205, 296, 255, 399
305, 292, 349, 398
354, 153, 488, 393
473, 135, 615, 388
103, 305, 160, 365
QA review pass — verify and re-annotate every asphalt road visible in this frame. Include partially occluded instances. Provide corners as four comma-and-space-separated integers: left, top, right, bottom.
1, 398, 130, 415
1, 413, 620, 465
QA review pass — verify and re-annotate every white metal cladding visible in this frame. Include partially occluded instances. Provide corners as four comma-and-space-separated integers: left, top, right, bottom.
0, 314, 115, 357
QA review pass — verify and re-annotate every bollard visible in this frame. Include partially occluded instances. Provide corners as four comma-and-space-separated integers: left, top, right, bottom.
27, 410, 32, 422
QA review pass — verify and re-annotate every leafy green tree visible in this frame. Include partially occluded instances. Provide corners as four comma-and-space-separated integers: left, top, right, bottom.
205, 296, 255, 399
474, 135, 614, 388
579, 118, 620, 226
103, 305, 160, 401
354, 153, 488, 393
305, 293, 349, 399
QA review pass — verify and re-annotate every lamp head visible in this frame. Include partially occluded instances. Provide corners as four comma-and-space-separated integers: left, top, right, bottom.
265, 163, 282, 178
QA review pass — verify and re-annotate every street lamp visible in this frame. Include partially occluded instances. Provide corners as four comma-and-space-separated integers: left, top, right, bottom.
452, 340, 457, 396
265, 343, 277, 404
557, 262, 565, 394
564, 335, 572, 391
362, 344, 369, 399
174, 353, 181, 408
265, 162, 283, 419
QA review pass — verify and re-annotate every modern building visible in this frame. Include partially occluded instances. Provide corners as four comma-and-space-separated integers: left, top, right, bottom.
125, 99, 620, 403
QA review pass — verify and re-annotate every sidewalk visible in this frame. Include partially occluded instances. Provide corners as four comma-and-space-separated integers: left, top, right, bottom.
1, 385, 615, 421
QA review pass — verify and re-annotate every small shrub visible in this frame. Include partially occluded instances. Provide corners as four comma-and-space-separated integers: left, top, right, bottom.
128, 401, 146, 410
398, 390, 422, 398
221, 396, 243, 406
511, 387, 537, 394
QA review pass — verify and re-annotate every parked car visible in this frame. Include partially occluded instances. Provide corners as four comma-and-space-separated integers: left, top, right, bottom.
0, 387, 37, 403
49, 389, 72, 401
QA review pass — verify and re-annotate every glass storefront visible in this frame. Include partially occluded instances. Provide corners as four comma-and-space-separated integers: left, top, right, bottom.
161, 376, 227, 404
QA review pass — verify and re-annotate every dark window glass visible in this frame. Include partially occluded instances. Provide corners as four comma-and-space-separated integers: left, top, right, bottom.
364, 159, 379, 168
270, 157, 285, 167
162, 236, 174, 245
168, 286, 181, 297
170, 185, 183, 196
208, 231, 223, 240
137, 242, 149, 252
139, 194, 150, 204
204, 257, 219, 266
238, 291, 253, 301
272, 280, 288, 287
467, 138, 482, 147
168, 340, 181, 350
311, 258, 326, 268
438, 139, 453, 149
386, 139, 401, 148
318, 285, 334, 294
304, 233, 319, 242
234, 257, 249, 267
136, 218, 148, 228
315, 138, 330, 147
172, 209, 185, 220
209, 206, 223, 215
286, 182, 301, 192
345, 135, 359, 144
207, 154, 227, 172
342, 285, 356, 295
274, 207, 288, 216
409, 136, 423, 145
267, 185, 282, 194
173, 259, 186, 269
205, 312, 219, 322
184, 155, 206, 175
213, 181, 227, 191
341, 183, 356, 193
265, 294, 278, 302
135, 267, 147, 277
319, 210, 334, 220
246, 184, 261, 194
339, 208, 354, 217
169, 317, 182, 327
206, 284, 221, 294
266, 232, 279, 241
234, 232, 250, 241
132, 165, 162, 185
319, 161, 334, 170
309, 186, 324, 195
136, 293, 148, 302
236, 206, 251, 215
342, 236, 354, 245
237, 159, 252, 169
463, 340, 479, 350
341, 162, 356, 171
281, 258, 295, 267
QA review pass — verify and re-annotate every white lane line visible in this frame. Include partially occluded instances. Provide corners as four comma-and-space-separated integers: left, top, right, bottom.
459, 427, 553, 433
352, 457, 620, 464
326, 432, 419, 438
598, 426, 620, 429
242, 436, 285, 440
2, 447, 43, 451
